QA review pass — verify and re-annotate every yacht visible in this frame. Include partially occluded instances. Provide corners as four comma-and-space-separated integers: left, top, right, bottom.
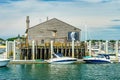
0, 59, 10, 67
83, 54, 111, 64
0, 48, 10, 67
46, 53, 77, 64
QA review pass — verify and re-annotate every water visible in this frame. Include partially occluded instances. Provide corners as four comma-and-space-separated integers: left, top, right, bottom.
0, 63, 120, 80
0, 48, 5, 54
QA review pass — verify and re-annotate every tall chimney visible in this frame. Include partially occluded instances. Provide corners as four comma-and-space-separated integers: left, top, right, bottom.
25, 16, 30, 49
26, 16, 30, 30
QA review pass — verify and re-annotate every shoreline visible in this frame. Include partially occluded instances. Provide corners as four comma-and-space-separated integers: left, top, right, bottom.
0, 45, 5, 48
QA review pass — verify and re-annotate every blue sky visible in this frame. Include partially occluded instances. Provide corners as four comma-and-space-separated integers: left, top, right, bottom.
0, 0, 120, 40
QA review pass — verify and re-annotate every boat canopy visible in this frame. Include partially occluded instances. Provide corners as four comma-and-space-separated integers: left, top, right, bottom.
98, 54, 110, 59
56, 53, 63, 57
52, 53, 63, 58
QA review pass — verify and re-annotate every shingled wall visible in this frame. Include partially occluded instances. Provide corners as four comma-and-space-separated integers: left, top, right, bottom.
28, 18, 81, 44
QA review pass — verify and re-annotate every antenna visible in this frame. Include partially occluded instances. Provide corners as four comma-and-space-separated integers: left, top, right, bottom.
39, 19, 42, 23
85, 25, 87, 41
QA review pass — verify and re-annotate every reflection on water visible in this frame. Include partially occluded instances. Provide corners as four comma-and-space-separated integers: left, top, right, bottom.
0, 63, 120, 80
48, 64, 79, 80
80, 64, 120, 80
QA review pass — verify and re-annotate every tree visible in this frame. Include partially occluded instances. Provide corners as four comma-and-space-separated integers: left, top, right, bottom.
0, 38, 5, 41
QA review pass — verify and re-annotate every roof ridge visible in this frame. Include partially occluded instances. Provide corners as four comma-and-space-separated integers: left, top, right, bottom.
28, 18, 81, 31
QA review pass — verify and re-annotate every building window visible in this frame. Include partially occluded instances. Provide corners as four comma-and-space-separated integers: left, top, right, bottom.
68, 32, 79, 41
41, 39, 44, 44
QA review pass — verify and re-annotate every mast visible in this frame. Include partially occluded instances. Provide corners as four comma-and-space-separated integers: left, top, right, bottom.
85, 25, 88, 55
85, 25, 87, 41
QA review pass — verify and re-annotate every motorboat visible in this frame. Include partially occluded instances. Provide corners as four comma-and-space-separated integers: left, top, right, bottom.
46, 53, 77, 64
0, 48, 10, 67
83, 54, 111, 64
0, 59, 10, 67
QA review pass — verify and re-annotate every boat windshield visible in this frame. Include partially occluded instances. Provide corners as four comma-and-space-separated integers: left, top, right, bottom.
104, 55, 110, 59
52, 53, 63, 58
52, 54, 57, 58
97, 55, 105, 58
97, 54, 110, 59
56, 53, 63, 57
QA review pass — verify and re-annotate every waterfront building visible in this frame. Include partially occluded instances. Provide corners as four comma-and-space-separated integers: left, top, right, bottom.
26, 16, 81, 44
19, 16, 84, 60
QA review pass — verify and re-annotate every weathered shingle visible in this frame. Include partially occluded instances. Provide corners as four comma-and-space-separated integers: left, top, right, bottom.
28, 18, 81, 43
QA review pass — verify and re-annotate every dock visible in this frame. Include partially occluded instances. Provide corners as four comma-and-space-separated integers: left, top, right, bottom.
9, 59, 85, 64
10, 60, 48, 64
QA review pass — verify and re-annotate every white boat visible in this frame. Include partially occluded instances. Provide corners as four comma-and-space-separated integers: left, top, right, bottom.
0, 59, 10, 67
0, 48, 10, 67
83, 54, 111, 64
46, 53, 77, 64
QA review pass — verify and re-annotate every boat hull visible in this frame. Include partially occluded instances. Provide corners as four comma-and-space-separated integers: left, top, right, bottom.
83, 54, 112, 64
0, 59, 10, 67
51, 60, 77, 64
47, 57, 77, 64
83, 59, 111, 64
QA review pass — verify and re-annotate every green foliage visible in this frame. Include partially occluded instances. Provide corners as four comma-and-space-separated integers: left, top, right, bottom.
109, 40, 116, 43
6, 34, 23, 41
7, 37, 22, 41
86, 40, 104, 42
0, 38, 5, 41
7, 37, 17, 41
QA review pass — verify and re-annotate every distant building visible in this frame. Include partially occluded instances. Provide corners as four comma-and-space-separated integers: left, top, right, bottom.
26, 17, 81, 44
0, 40, 5, 45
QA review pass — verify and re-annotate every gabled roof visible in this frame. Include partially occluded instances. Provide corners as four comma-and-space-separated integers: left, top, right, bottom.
28, 18, 81, 31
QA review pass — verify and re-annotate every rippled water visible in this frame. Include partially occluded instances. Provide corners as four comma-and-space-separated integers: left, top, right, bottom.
0, 63, 120, 80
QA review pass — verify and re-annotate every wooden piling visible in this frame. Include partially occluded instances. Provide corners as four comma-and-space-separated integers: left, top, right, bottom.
20, 42, 85, 60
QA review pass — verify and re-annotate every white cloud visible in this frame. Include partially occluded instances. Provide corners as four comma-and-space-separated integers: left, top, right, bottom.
0, 0, 120, 40
81, 0, 105, 3
77, 0, 112, 3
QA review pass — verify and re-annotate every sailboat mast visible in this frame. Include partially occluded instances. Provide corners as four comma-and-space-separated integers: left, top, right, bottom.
85, 25, 87, 41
